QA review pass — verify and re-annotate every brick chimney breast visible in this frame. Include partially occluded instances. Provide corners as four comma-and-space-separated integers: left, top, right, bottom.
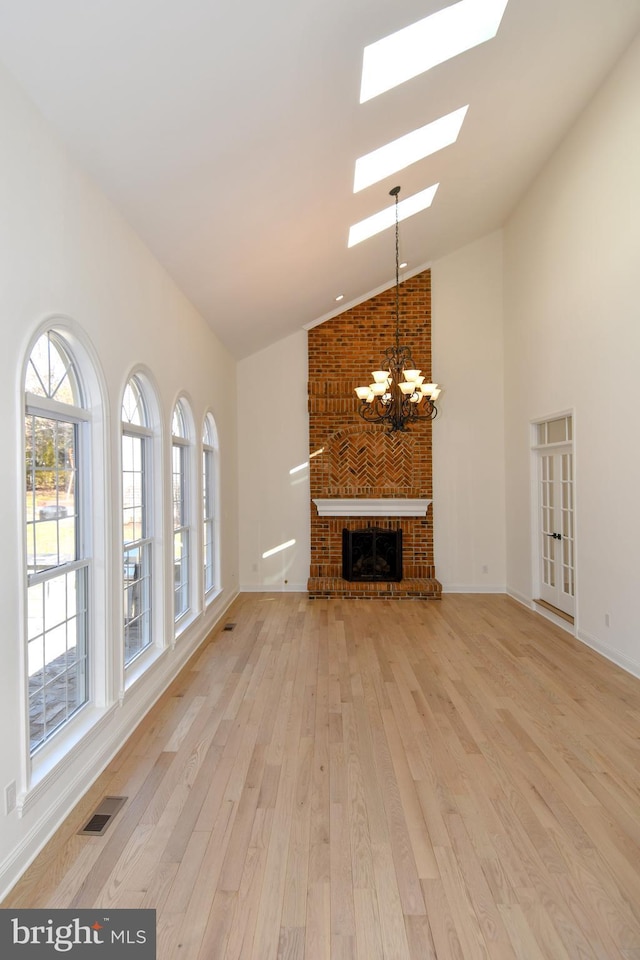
307, 268, 441, 599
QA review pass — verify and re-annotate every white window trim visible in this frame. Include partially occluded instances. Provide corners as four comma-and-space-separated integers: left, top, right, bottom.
120, 371, 167, 689
21, 322, 111, 796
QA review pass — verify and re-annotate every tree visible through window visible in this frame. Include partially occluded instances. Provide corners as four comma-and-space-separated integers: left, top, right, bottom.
25, 331, 89, 753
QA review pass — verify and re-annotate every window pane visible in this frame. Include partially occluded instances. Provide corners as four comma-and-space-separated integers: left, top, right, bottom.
172, 402, 186, 439
203, 446, 215, 594
172, 401, 191, 623
122, 433, 145, 544
122, 434, 135, 472
172, 445, 184, 527
25, 332, 82, 405
27, 582, 44, 641
204, 519, 214, 593
202, 450, 210, 517
122, 402, 152, 665
174, 529, 189, 618
122, 377, 148, 427
547, 417, 567, 444
26, 415, 77, 573
124, 542, 152, 664
27, 566, 88, 752
203, 414, 215, 447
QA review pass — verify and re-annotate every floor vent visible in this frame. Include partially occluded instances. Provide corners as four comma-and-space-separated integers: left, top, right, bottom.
223, 622, 236, 631
78, 796, 127, 836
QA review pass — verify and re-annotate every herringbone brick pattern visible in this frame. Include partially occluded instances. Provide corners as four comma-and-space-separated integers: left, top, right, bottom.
328, 431, 413, 492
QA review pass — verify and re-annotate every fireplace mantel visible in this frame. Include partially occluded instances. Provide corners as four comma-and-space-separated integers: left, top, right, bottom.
312, 498, 432, 517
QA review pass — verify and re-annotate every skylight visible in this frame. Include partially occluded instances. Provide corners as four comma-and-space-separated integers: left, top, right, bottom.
360, 0, 510, 102
353, 105, 469, 192
348, 184, 439, 247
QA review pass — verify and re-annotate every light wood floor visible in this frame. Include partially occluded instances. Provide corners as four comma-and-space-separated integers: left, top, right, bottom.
4, 594, 640, 960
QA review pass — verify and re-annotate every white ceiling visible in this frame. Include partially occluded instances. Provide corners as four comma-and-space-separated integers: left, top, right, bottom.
0, 0, 639, 358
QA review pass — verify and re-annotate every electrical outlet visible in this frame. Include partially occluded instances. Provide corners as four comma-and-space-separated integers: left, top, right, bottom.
5, 781, 16, 815
605, 613, 610, 627
482, 564, 488, 574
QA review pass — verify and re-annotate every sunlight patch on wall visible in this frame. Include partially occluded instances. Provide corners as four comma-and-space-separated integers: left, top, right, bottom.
262, 539, 296, 559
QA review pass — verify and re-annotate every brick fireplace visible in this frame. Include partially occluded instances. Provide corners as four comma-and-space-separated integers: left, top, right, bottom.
307, 268, 441, 599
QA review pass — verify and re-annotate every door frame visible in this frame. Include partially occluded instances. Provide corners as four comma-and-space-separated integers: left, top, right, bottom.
530, 410, 577, 631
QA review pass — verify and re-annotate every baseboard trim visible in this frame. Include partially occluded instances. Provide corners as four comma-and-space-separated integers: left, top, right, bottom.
508, 592, 640, 679
506, 587, 533, 608
240, 583, 308, 593
576, 629, 640, 681
507, 588, 575, 635
441, 584, 507, 594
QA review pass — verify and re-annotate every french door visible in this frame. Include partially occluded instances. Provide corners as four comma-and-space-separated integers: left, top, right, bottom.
535, 417, 575, 617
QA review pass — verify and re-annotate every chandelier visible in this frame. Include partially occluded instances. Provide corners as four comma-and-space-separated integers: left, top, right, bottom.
354, 185, 441, 432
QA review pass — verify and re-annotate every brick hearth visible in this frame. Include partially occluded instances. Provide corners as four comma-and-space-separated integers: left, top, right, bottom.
307, 268, 441, 600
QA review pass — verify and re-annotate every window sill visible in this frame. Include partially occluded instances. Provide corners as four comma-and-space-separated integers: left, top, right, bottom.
174, 608, 196, 642
124, 642, 167, 692
20, 702, 118, 817
204, 586, 223, 607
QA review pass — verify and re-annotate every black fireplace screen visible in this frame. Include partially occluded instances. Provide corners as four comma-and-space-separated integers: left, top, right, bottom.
342, 527, 402, 582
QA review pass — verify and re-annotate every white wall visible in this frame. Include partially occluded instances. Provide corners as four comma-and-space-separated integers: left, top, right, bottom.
0, 63, 239, 895
432, 232, 506, 592
237, 330, 310, 591
504, 33, 640, 675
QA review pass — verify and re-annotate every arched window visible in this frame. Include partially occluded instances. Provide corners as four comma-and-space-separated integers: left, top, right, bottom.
171, 399, 192, 624
122, 377, 153, 664
24, 331, 89, 753
202, 413, 219, 597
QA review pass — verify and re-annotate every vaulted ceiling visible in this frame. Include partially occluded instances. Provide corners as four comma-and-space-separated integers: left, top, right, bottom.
0, 0, 639, 358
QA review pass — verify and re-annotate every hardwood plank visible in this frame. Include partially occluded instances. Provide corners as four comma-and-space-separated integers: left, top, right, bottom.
305, 882, 330, 960
381, 702, 439, 880
371, 841, 411, 958
353, 887, 384, 960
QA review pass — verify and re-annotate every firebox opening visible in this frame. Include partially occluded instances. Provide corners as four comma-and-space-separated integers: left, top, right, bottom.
342, 527, 402, 582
